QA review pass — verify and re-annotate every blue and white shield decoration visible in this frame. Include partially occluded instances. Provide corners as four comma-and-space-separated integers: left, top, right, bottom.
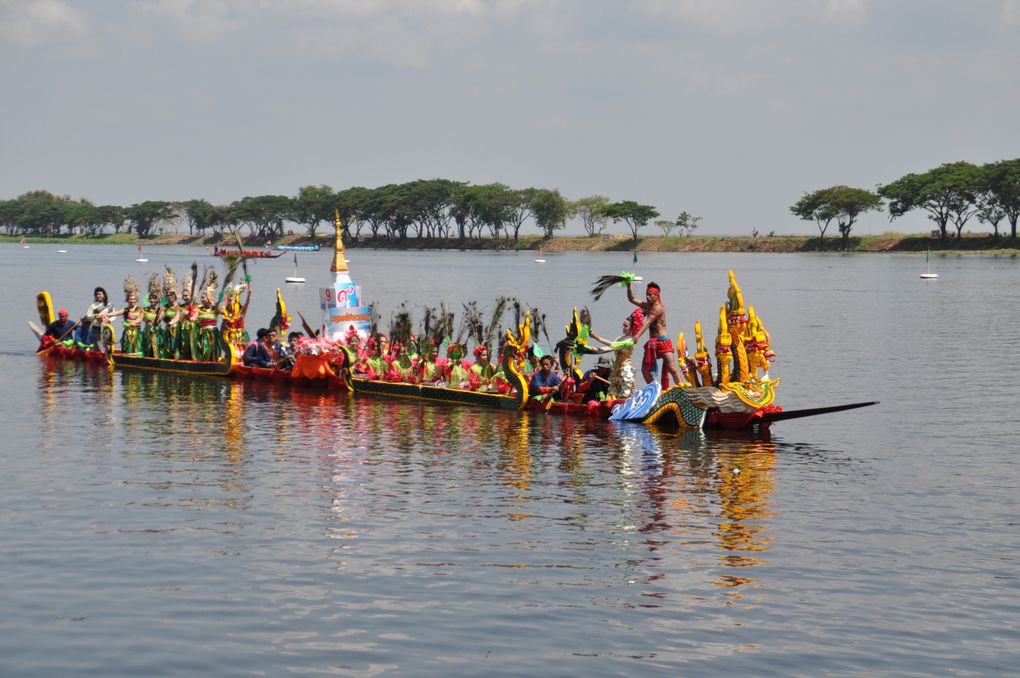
609, 382, 661, 421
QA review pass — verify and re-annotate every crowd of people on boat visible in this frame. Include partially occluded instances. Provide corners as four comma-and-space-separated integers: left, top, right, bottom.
42, 264, 708, 405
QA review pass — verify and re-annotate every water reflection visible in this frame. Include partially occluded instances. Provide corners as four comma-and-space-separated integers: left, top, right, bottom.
37, 358, 782, 607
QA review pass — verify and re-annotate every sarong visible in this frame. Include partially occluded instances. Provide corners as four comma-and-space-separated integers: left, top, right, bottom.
642, 336, 675, 374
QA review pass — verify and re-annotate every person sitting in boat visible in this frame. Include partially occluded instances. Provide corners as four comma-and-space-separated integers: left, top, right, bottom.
468, 344, 495, 390
530, 355, 561, 403
243, 328, 283, 369
43, 309, 77, 345
361, 335, 389, 379
577, 355, 613, 404
82, 286, 114, 351
277, 331, 302, 370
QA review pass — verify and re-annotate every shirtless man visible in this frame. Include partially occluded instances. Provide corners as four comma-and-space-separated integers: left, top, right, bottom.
626, 280, 681, 388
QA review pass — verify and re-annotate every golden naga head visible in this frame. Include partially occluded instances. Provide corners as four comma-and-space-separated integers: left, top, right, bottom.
504, 312, 531, 358
726, 270, 747, 326
715, 305, 732, 352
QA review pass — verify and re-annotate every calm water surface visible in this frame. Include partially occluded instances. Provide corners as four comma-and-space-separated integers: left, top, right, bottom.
1, 244, 1018, 676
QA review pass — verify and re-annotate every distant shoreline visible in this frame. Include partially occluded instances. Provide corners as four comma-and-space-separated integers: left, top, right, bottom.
5, 232, 1019, 255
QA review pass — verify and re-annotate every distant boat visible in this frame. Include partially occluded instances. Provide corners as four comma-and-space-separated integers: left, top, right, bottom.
136, 243, 148, 263
20, 237, 28, 249
920, 250, 938, 279
277, 244, 320, 252
57, 243, 67, 253
535, 247, 546, 264
285, 253, 305, 284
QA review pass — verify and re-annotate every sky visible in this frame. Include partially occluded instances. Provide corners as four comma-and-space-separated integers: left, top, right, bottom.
1, 0, 1018, 237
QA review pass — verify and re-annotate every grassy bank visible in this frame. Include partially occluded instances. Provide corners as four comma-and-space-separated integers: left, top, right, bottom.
5, 231, 1020, 254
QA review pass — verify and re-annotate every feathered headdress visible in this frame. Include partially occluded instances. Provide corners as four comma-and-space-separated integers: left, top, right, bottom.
181, 266, 194, 300
483, 296, 508, 351
200, 267, 218, 302
123, 275, 140, 302
389, 303, 412, 347
460, 301, 483, 346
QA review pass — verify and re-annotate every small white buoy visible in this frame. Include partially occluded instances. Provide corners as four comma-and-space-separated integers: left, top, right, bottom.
57, 249, 68, 254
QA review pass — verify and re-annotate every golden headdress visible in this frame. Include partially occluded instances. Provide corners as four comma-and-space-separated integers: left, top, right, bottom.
147, 272, 161, 300
163, 267, 178, 297
181, 266, 193, 299
123, 275, 140, 302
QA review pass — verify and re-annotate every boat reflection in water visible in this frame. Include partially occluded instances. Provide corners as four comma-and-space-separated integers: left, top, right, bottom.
612, 425, 777, 604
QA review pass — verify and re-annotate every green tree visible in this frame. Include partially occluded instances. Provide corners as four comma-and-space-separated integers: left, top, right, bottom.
829, 186, 883, 248
571, 195, 609, 237
125, 200, 175, 238
983, 158, 1020, 239
292, 185, 335, 237
880, 162, 980, 240
97, 205, 126, 234
530, 189, 569, 238
0, 199, 20, 235
655, 219, 677, 237
65, 199, 104, 237
227, 195, 292, 240
14, 190, 66, 235
179, 199, 218, 236
602, 200, 660, 241
675, 211, 702, 237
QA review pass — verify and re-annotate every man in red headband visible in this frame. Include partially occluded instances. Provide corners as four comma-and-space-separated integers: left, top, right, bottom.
43, 308, 77, 342
626, 280, 682, 388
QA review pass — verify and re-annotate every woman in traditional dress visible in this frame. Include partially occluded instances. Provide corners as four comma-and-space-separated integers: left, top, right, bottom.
195, 270, 221, 361
140, 273, 163, 357
117, 276, 144, 354
177, 270, 200, 360
160, 268, 181, 359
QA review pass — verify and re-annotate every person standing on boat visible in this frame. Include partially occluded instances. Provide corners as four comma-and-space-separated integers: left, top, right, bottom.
626, 280, 682, 389
118, 277, 145, 354
161, 269, 182, 359
220, 284, 252, 347
82, 286, 114, 350
141, 273, 164, 357
193, 268, 223, 361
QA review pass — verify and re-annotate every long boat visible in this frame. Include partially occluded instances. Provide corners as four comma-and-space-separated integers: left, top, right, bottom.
213, 245, 284, 259
276, 244, 321, 252
32, 223, 877, 433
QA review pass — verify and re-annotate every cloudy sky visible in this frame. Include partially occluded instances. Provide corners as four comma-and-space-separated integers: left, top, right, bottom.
2, 0, 1018, 236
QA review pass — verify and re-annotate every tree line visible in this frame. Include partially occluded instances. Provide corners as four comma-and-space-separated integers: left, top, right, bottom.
792, 158, 1020, 247
0, 180, 667, 242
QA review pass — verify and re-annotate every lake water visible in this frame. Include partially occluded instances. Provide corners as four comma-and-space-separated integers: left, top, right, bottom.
1, 244, 1018, 676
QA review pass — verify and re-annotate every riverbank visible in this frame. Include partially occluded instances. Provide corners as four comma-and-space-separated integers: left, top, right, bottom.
5, 232, 1020, 254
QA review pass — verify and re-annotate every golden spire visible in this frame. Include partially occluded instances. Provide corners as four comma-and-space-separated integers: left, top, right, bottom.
331, 209, 349, 273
